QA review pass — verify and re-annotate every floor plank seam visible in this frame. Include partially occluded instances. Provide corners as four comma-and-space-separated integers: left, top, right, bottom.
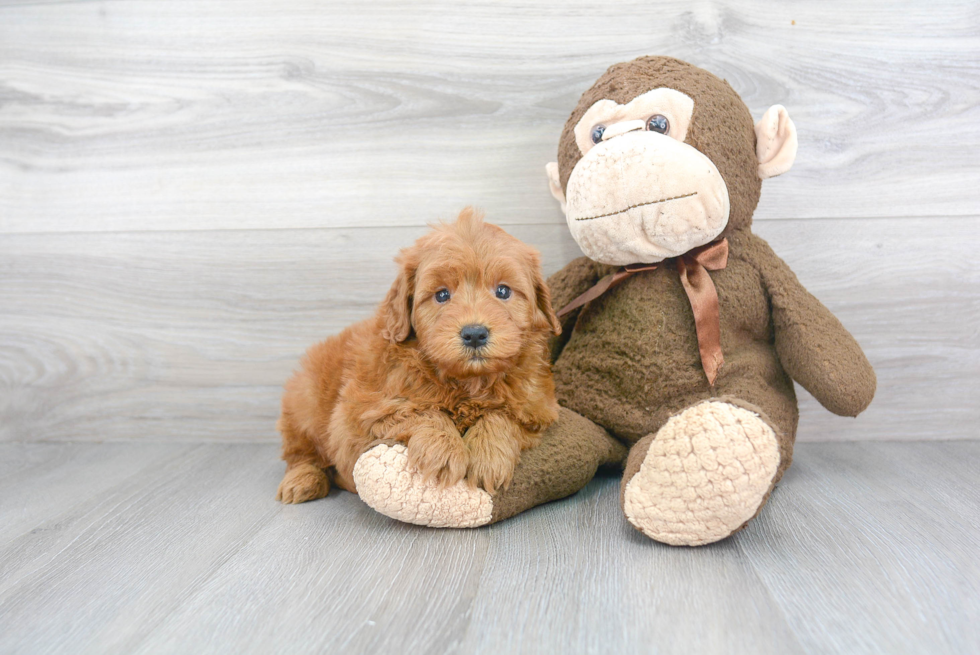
735, 530, 809, 654
0, 443, 205, 554
124, 505, 283, 654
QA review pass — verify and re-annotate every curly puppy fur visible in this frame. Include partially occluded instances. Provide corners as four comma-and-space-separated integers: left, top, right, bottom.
276, 209, 562, 504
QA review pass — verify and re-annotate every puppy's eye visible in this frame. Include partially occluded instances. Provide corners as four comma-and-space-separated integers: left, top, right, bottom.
646, 114, 669, 135
495, 284, 512, 300
434, 289, 451, 304
590, 124, 605, 144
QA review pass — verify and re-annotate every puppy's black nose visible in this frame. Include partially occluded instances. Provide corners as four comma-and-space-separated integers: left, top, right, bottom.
460, 324, 489, 349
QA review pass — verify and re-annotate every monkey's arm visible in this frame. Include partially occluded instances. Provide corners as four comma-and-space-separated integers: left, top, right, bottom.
545, 256, 604, 363
744, 234, 876, 416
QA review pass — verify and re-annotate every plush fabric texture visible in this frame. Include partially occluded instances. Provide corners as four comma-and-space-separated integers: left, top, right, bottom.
353, 442, 494, 528
356, 408, 627, 527
547, 228, 875, 447
540, 229, 873, 545
571, 88, 695, 155
755, 105, 798, 179
489, 406, 628, 522
542, 55, 874, 545
564, 131, 731, 264
557, 56, 762, 238
620, 400, 781, 546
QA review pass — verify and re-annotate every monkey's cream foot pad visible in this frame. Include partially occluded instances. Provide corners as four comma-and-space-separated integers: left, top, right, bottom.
623, 401, 780, 546
353, 443, 493, 528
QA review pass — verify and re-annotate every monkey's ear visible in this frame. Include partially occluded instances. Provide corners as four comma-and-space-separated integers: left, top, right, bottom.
545, 162, 567, 214
379, 258, 415, 343
755, 105, 798, 179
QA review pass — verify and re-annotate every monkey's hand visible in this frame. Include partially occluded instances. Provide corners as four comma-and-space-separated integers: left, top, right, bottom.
749, 234, 876, 416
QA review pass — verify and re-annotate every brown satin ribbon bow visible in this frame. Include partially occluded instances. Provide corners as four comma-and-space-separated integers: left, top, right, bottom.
556, 238, 729, 386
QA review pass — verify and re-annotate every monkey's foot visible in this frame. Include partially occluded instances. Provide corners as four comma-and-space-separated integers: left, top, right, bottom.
353, 443, 493, 528
622, 401, 780, 546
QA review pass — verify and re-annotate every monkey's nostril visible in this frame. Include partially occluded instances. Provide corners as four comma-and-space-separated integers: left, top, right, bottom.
460, 324, 490, 349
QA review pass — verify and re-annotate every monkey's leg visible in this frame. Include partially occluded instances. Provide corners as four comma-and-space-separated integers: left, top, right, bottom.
621, 399, 785, 546
352, 407, 627, 528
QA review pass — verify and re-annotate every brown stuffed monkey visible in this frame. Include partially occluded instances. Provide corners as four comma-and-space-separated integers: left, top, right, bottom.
353, 56, 876, 546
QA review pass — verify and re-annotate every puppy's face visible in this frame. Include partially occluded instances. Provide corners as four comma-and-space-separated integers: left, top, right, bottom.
380, 210, 560, 378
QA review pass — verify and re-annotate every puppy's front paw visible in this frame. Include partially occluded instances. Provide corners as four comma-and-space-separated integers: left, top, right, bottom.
406, 428, 469, 487
464, 417, 522, 494
277, 463, 330, 504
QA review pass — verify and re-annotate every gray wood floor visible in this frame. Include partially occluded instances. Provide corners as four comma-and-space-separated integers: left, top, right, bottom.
0, 440, 976, 654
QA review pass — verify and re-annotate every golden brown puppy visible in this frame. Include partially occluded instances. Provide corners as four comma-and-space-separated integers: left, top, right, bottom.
276, 209, 561, 504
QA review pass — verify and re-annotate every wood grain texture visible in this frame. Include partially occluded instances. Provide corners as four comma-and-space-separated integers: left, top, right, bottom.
1, 1, 978, 233
1, 217, 976, 443
459, 482, 805, 655
132, 478, 490, 654
742, 441, 980, 654
0, 441, 188, 539
0, 441, 976, 654
0, 442, 198, 600
0, 444, 282, 654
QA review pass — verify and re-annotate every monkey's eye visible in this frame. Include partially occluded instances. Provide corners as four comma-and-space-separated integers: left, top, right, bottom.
495, 284, 512, 300
590, 125, 606, 144
434, 289, 451, 304
646, 114, 669, 135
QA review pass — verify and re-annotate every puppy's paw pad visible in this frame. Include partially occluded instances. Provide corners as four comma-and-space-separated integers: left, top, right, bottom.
277, 465, 330, 504
623, 401, 780, 546
353, 444, 493, 528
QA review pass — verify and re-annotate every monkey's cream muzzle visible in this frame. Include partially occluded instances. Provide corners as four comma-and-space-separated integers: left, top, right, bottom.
563, 131, 730, 266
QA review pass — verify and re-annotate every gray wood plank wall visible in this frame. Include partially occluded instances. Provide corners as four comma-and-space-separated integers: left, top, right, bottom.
1, 1, 978, 443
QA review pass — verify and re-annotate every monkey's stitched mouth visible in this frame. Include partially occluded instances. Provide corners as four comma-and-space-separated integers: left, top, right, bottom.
572, 191, 698, 221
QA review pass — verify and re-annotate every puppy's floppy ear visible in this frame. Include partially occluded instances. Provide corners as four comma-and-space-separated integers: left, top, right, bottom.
529, 257, 562, 336
380, 250, 417, 344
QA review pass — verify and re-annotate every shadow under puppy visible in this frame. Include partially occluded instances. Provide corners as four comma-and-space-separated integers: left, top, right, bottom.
276, 208, 562, 504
